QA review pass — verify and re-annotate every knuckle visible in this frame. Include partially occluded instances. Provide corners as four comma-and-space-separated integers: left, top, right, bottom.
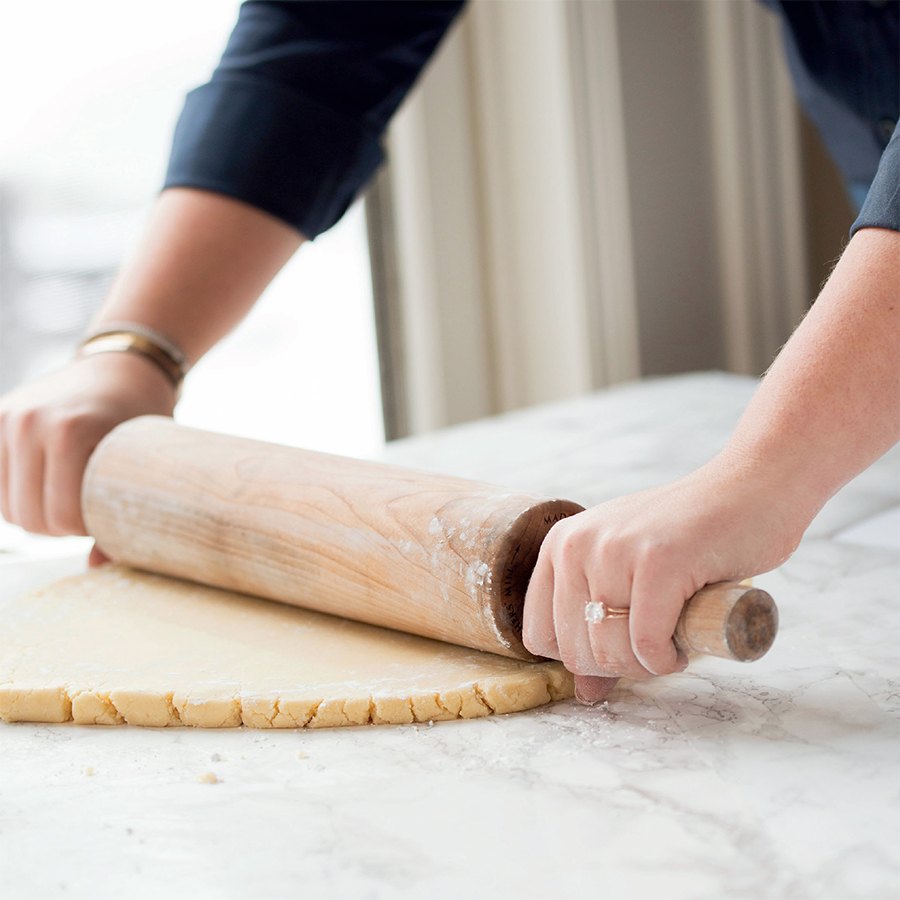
522, 623, 556, 659
544, 517, 579, 551
588, 647, 620, 676
592, 661, 619, 678
546, 516, 574, 540
635, 540, 679, 578
10, 408, 42, 443
554, 532, 585, 567
632, 636, 678, 675
632, 636, 665, 658
556, 635, 582, 673
45, 503, 84, 537
47, 411, 96, 453
18, 510, 47, 535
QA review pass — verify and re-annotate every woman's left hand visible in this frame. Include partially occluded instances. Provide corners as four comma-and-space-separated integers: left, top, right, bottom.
522, 458, 805, 704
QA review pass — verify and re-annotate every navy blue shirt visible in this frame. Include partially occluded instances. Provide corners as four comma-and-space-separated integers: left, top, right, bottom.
762, 0, 899, 231
164, 0, 898, 240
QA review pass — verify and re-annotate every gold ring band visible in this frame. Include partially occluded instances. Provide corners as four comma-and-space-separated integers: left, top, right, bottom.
584, 601, 630, 624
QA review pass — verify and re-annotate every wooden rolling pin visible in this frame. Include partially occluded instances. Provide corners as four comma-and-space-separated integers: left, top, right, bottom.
82, 417, 778, 662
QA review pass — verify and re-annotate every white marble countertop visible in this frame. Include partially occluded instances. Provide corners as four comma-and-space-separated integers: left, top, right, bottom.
1, 372, 898, 900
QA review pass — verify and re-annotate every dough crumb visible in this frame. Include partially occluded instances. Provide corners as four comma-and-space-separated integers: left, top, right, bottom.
296, 750, 309, 759
82, 767, 95, 776
196, 771, 219, 784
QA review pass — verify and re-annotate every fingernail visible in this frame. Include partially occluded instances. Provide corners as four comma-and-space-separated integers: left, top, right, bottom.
575, 676, 619, 706
575, 685, 601, 707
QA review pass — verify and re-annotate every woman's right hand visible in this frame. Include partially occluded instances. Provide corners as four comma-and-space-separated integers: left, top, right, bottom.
0, 351, 177, 537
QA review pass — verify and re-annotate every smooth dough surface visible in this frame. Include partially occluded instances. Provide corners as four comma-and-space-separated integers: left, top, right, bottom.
0, 566, 573, 729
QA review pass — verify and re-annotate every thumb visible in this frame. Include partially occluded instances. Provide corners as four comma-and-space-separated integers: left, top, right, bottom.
574, 674, 619, 706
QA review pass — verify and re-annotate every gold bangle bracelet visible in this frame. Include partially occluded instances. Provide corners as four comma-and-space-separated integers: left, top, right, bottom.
77, 331, 187, 393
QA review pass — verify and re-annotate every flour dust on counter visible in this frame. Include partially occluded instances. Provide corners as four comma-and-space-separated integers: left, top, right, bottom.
0, 565, 574, 729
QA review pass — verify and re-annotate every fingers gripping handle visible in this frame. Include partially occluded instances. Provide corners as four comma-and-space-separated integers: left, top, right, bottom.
83, 418, 778, 664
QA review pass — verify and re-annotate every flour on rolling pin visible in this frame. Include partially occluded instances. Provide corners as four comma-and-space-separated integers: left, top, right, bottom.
81, 417, 586, 659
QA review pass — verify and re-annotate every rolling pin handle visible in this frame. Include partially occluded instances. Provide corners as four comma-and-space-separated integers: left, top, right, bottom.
674, 582, 778, 662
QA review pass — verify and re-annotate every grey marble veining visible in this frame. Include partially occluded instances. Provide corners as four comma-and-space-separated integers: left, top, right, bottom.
381, 372, 900, 534
1, 372, 897, 900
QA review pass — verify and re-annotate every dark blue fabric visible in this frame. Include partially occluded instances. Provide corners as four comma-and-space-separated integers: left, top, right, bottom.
761, 0, 898, 232
855, 126, 900, 232
165, 0, 898, 239
164, 1, 464, 238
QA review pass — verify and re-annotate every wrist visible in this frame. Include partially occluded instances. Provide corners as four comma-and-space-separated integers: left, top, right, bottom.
77, 323, 188, 396
70, 347, 179, 412
700, 442, 822, 548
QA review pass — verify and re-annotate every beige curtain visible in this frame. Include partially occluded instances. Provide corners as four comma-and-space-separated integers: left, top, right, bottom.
371, 0, 809, 437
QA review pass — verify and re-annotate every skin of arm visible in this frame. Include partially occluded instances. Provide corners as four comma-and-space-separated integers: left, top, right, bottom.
523, 226, 900, 703
0, 187, 304, 537
90, 186, 305, 363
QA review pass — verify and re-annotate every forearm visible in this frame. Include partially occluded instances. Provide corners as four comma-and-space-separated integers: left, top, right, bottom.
719, 227, 900, 528
524, 228, 898, 698
91, 187, 305, 363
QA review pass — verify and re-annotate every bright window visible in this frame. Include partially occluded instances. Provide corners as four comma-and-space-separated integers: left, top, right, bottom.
0, 0, 384, 459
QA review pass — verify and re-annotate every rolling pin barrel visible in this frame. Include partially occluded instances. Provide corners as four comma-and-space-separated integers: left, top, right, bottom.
82, 417, 778, 663
82, 417, 582, 659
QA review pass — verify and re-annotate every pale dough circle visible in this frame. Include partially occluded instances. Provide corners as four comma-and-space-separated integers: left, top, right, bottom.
0, 566, 573, 729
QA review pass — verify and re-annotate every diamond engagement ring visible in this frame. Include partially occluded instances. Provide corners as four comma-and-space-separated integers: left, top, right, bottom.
584, 601, 630, 624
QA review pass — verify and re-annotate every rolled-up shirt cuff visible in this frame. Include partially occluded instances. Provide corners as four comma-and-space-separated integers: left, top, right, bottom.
163, 72, 384, 239
851, 125, 900, 237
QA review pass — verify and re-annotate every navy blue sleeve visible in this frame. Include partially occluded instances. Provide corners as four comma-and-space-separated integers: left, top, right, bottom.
761, 1, 898, 234
852, 122, 900, 235
163, 1, 465, 238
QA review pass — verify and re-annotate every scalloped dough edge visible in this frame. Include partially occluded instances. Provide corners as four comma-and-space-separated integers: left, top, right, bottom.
0, 666, 574, 729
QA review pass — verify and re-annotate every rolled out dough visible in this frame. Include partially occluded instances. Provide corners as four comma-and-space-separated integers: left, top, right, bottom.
0, 566, 573, 729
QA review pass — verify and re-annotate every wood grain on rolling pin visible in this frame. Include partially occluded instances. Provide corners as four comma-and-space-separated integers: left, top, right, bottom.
82, 417, 778, 663
82, 417, 583, 659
